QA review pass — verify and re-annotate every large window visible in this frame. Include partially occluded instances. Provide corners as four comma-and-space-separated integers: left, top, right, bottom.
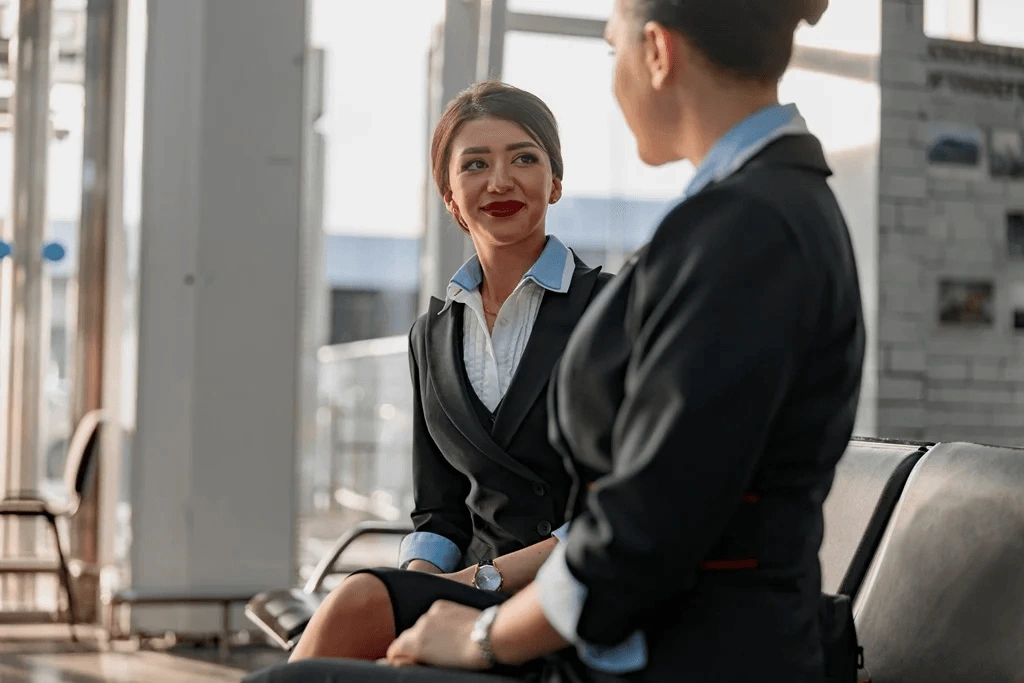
925, 0, 1024, 48
300, 0, 444, 579
508, 0, 614, 20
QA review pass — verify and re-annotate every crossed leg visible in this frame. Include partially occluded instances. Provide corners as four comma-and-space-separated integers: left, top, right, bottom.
289, 572, 396, 662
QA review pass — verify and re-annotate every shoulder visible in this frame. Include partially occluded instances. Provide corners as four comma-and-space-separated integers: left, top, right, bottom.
408, 308, 436, 357
652, 186, 798, 262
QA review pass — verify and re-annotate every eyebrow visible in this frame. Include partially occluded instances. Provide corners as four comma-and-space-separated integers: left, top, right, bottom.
460, 141, 539, 156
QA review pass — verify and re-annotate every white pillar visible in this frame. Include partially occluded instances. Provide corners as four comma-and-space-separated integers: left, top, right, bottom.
131, 0, 309, 630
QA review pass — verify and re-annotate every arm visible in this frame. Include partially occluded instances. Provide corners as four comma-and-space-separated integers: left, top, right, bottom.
399, 327, 474, 574
406, 559, 445, 574
445, 535, 560, 595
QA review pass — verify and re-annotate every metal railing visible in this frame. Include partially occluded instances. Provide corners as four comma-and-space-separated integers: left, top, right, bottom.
297, 335, 414, 581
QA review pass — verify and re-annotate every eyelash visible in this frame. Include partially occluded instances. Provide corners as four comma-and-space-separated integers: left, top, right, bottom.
461, 153, 539, 172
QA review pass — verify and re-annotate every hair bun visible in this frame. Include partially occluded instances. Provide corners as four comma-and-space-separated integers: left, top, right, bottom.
802, 0, 828, 24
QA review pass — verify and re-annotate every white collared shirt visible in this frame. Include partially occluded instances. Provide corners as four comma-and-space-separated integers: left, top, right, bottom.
441, 235, 575, 412
397, 236, 576, 574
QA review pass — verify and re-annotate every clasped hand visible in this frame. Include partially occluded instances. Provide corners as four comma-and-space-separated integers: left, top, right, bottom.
384, 600, 490, 670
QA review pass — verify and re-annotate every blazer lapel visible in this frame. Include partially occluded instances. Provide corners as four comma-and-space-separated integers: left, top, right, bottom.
491, 262, 601, 451
424, 298, 544, 483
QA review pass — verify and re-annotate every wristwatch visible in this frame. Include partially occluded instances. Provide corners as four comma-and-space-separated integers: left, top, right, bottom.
470, 604, 501, 668
472, 559, 503, 592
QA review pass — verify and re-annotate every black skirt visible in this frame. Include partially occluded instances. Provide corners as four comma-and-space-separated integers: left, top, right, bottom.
241, 568, 625, 683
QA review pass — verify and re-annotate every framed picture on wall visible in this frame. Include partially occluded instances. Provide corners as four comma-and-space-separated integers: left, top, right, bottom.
1009, 212, 1024, 259
925, 123, 985, 178
1007, 284, 1024, 331
939, 278, 994, 326
1013, 283, 1024, 332
989, 128, 1024, 179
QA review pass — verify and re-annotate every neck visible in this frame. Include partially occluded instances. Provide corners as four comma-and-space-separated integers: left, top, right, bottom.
472, 231, 547, 310
677, 80, 780, 168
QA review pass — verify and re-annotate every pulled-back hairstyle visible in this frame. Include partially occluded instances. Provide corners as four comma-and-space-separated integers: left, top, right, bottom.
628, 0, 829, 82
430, 81, 563, 198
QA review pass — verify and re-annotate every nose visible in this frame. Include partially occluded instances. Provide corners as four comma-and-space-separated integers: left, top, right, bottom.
487, 163, 514, 194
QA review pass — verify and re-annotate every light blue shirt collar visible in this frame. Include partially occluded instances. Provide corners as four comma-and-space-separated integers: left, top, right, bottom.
684, 103, 810, 199
441, 235, 574, 313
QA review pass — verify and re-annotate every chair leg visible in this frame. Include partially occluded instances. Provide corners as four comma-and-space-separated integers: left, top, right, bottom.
46, 515, 77, 642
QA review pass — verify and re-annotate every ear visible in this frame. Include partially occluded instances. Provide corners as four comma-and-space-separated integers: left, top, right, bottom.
549, 177, 563, 204
643, 21, 675, 91
443, 189, 456, 213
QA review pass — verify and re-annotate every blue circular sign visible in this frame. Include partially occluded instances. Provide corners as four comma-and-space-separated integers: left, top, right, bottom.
42, 242, 66, 262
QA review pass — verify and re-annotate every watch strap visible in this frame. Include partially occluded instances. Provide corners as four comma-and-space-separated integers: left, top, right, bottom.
471, 604, 501, 668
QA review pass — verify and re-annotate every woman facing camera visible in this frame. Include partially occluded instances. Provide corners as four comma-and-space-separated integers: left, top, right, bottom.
287, 82, 611, 663
248, 0, 863, 680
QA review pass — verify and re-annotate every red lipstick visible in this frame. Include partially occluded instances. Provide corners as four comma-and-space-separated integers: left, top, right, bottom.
482, 201, 525, 218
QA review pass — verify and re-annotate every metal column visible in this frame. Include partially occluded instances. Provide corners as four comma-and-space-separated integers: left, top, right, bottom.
419, 0, 507, 311
68, 0, 124, 623
2, 0, 54, 608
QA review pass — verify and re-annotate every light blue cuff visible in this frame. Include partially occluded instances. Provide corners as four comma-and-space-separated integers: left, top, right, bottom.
551, 522, 570, 543
398, 532, 462, 573
535, 542, 648, 674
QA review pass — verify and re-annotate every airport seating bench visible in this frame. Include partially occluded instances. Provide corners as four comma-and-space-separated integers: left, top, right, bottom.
852, 441, 1024, 683
105, 587, 258, 660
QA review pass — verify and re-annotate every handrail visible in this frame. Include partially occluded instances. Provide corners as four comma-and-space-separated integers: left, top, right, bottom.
316, 335, 408, 365
303, 521, 413, 594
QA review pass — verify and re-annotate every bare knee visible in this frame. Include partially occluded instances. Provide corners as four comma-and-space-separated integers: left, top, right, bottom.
290, 573, 394, 661
322, 573, 390, 622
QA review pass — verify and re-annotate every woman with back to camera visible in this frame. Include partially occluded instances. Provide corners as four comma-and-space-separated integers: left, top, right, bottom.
247, 0, 864, 680
286, 81, 612, 662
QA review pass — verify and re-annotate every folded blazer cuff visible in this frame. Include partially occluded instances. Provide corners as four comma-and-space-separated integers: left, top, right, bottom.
535, 542, 648, 673
398, 532, 462, 573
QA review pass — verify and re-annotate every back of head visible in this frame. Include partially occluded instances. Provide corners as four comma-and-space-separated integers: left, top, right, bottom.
629, 0, 829, 82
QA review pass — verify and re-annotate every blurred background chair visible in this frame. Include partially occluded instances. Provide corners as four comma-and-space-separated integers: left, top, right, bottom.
0, 409, 104, 637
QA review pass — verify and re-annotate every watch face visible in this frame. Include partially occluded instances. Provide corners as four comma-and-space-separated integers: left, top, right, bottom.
475, 565, 502, 592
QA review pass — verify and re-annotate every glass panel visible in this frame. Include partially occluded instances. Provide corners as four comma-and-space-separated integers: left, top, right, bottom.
924, 0, 976, 41
507, 0, 614, 20
795, 0, 881, 55
310, 0, 444, 240
979, 0, 1024, 48
31, 0, 87, 614
302, 0, 442, 577
502, 31, 693, 272
0, 0, 87, 613
303, 339, 413, 583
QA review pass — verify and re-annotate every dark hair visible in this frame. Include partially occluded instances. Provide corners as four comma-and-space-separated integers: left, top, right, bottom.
629, 0, 829, 82
430, 81, 563, 198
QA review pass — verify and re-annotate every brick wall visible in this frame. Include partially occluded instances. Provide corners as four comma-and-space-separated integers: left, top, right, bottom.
877, 0, 1024, 446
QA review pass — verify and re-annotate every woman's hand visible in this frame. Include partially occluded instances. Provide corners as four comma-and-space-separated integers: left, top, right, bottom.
385, 601, 490, 670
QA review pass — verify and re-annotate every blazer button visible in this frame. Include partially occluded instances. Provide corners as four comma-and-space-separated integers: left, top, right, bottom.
537, 521, 552, 536
533, 483, 546, 497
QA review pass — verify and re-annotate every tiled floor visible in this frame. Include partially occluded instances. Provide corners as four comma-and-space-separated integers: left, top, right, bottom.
0, 625, 288, 682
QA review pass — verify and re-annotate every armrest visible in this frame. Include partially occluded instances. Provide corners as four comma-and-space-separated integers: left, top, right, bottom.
303, 521, 413, 594
2, 490, 47, 501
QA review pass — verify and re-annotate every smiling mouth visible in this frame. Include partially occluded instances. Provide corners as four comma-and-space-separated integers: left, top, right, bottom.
482, 201, 525, 218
